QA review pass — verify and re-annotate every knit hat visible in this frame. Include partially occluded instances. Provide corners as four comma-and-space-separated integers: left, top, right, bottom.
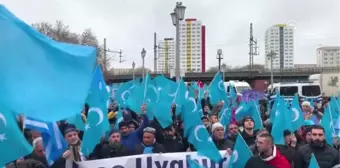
211, 122, 223, 133
242, 116, 254, 127
63, 124, 78, 136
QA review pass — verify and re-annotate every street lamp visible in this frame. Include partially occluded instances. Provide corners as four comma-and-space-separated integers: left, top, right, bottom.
267, 50, 277, 91
217, 49, 223, 71
170, 2, 186, 82
221, 63, 226, 81
132, 61, 136, 81
141, 48, 146, 81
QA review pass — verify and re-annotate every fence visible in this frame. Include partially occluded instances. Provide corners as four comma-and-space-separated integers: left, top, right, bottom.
107, 67, 340, 76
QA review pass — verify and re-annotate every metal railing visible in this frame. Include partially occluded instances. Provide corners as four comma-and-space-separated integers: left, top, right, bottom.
107, 67, 340, 76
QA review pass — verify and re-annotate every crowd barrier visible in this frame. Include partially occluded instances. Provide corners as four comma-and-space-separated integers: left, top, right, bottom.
78, 151, 230, 168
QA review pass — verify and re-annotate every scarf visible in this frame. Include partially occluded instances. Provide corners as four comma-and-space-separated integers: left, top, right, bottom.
142, 144, 154, 154
141, 140, 156, 154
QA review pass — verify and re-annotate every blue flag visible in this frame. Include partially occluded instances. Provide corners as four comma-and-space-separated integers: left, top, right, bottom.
290, 94, 304, 131
82, 65, 110, 156
271, 97, 292, 145
186, 107, 222, 162
320, 104, 335, 145
308, 153, 320, 168
0, 109, 33, 166
24, 117, 68, 165
0, 5, 96, 122
228, 133, 253, 168
208, 72, 225, 105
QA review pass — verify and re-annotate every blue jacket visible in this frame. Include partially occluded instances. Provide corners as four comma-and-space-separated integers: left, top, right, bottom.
121, 114, 149, 151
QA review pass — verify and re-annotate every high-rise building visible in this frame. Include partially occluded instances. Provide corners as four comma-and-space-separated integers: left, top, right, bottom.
157, 38, 175, 73
157, 18, 206, 73
316, 46, 340, 67
264, 24, 295, 69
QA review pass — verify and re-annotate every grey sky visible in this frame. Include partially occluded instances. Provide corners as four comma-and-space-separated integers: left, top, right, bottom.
2, 0, 340, 70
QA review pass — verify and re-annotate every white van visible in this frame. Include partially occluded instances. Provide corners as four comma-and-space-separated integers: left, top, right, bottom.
268, 82, 322, 102
224, 80, 251, 94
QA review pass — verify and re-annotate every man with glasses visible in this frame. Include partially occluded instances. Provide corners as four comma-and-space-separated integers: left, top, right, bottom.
293, 125, 340, 168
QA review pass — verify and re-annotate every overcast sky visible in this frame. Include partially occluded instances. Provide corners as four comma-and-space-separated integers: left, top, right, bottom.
2, 0, 340, 70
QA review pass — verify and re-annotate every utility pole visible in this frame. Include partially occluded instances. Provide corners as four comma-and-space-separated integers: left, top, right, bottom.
102, 38, 124, 76
153, 32, 157, 73
249, 23, 259, 77
103, 38, 107, 73
267, 50, 277, 91
216, 49, 223, 71
118, 49, 124, 63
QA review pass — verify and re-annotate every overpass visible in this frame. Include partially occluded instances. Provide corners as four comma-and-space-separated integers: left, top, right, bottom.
106, 67, 340, 83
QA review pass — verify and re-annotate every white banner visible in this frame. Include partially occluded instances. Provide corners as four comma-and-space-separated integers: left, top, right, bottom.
78, 151, 231, 168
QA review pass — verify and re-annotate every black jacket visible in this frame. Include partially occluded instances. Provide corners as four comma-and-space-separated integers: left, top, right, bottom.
276, 144, 296, 164
163, 135, 185, 153
241, 130, 258, 146
213, 139, 234, 150
148, 119, 165, 144
293, 144, 340, 168
25, 152, 49, 168
89, 142, 130, 159
245, 156, 276, 168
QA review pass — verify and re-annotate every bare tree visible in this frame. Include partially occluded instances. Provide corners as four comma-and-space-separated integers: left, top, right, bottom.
206, 66, 219, 73
134, 67, 152, 74
79, 28, 98, 46
206, 65, 232, 73
32, 20, 105, 68
107, 67, 152, 75
32, 21, 99, 46
233, 64, 264, 71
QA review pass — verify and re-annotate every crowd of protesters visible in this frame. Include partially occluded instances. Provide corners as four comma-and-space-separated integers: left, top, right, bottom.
5, 89, 340, 168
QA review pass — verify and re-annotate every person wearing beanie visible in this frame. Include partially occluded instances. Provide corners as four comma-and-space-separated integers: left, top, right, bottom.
241, 116, 258, 146
135, 127, 166, 154
50, 124, 84, 168
90, 129, 129, 159
63, 124, 80, 146
119, 104, 149, 152
211, 122, 234, 150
